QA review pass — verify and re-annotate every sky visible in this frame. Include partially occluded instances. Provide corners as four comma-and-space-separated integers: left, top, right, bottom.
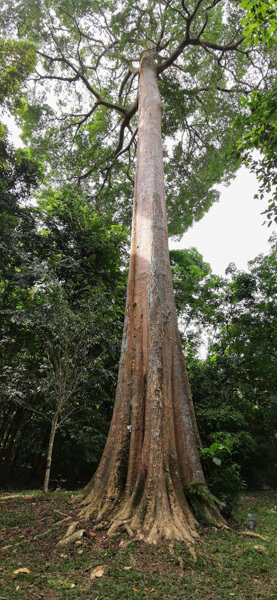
169, 165, 273, 277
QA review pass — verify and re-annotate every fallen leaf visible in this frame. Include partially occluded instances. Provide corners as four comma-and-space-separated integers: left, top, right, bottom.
132, 588, 139, 592
124, 566, 132, 570
60, 554, 68, 558
70, 583, 76, 588
89, 531, 96, 537
94, 567, 104, 578
254, 545, 266, 553
1, 545, 12, 551
13, 568, 31, 575
90, 565, 104, 580
77, 549, 84, 554
150, 588, 155, 593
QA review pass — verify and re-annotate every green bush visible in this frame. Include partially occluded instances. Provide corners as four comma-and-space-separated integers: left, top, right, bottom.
200, 436, 245, 515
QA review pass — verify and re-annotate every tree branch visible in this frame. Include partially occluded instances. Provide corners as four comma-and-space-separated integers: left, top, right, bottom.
114, 96, 138, 156
157, 34, 245, 74
116, 127, 138, 159
118, 69, 133, 99
196, 0, 222, 39
36, 50, 127, 115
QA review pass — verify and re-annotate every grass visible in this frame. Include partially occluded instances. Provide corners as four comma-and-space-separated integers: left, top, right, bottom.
0, 489, 276, 599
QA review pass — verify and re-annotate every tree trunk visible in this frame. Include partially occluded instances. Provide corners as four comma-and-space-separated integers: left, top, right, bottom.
44, 400, 62, 493
0, 407, 23, 469
80, 51, 224, 543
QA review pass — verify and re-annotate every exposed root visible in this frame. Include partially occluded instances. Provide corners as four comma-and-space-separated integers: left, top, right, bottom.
188, 545, 197, 561
105, 495, 200, 546
56, 520, 87, 547
78, 478, 227, 546
34, 516, 72, 539
240, 531, 269, 541
64, 521, 79, 538
124, 523, 134, 538
56, 529, 87, 547
79, 485, 118, 521
204, 504, 228, 529
53, 509, 70, 517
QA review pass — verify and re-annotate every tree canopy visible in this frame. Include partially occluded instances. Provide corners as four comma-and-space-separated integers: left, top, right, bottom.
233, 0, 277, 225
1, 0, 274, 233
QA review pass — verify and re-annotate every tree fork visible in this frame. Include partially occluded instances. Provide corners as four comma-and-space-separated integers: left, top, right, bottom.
79, 50, 224, 543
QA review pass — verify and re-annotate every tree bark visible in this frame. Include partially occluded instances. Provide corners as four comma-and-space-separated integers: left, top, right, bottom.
44, 399, 63, 493
80, 51, 223, 543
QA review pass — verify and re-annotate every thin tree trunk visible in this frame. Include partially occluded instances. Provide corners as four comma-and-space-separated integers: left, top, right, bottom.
80, 51, 224, 543
32, 431, 49, 479
0, 405, 14, 448
44, 400, 62, 493
0, 408, 23, 467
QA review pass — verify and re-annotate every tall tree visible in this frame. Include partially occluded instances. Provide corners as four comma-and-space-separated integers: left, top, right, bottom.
1, 0, 273, 542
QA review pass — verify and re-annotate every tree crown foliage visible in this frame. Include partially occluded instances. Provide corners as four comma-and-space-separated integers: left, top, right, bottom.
0, 0, 273, 233
0, 37, 36, 117
233, 0, 277, 225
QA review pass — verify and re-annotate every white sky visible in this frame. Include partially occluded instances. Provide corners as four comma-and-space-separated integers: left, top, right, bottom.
169, 165, 273, 276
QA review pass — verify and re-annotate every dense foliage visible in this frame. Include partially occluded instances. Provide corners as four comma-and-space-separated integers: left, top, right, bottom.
1, 0, 275, 233
183, 242, 277, 498
0, 1, 276, 507
0, 134, 128, 486
233, 0, 277, 225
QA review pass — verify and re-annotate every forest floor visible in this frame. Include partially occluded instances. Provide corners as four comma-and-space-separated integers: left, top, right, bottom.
0, 489, 276, 600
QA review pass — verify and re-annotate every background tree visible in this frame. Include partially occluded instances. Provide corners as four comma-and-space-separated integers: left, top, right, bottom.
233, 0, 277, 224
0, 137, 128, 487
170, 247, 223, 359
187, 240, 277, 499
